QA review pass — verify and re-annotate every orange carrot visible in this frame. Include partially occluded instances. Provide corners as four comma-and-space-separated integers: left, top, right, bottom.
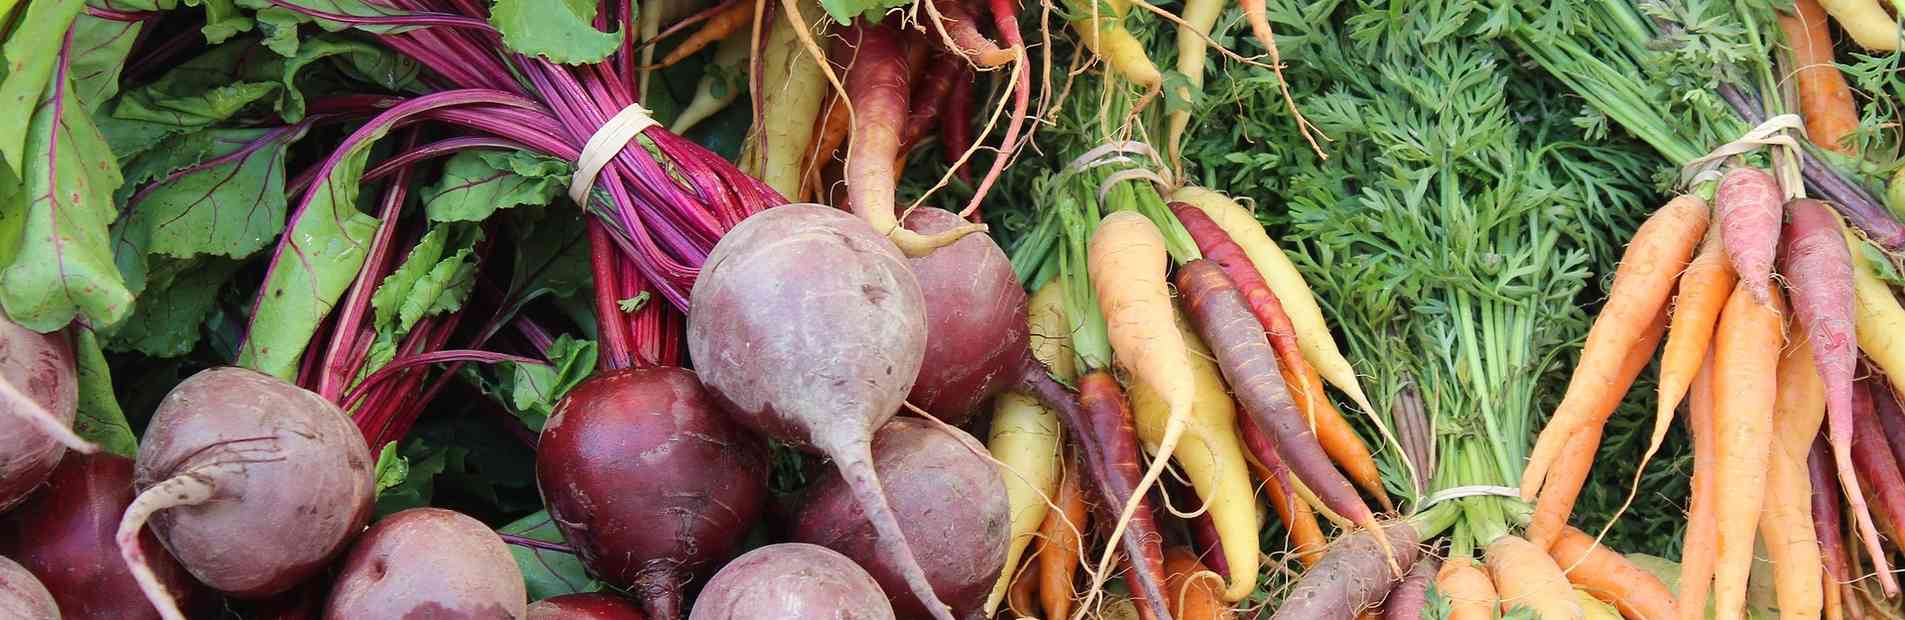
1677, 348, 1718, 620
1172, 202, 1392, 511
1038, 450, 1089, 620
654, 0, 753, 68
1523, 196, 1709, 500
798, 93, 850, 203
1709, 282, 1786, 620
1550, 527, 1678, 620
1643, 219, 1733, 487
1438, 558, 1500, 620
1008, 547, 1040, 618
1163, 547, 1237, 619
1762, 333, 1827, 620
1525, 306, 1668, 547
1246, 442, 1325, 566
1488, 534, 1584, 620
1781, 0, 1861, 154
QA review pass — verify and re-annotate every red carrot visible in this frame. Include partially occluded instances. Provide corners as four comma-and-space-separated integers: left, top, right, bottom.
940, 69, 975, 184
930, 0, 1014, 66
901, 53, 963, 153
1870, 377, 1905, 474
1718, 168, 1783, 302
1810, 436, 1853, 593
1853, 376, 1905, 539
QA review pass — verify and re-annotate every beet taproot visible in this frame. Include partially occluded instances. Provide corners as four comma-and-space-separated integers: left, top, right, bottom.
688, 543, 896, 620
0, 555, 57, 620
0, 316, 84, 512
900, 208, 1027, 425
324, 507, 526, 619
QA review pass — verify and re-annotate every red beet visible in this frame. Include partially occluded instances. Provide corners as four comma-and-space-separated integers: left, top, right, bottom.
119, 367, 374, 619
324, 508, 526, 619
0, 316, 83, 512
0, 556, 57, 620
790, 417, 1010, 619
537, 367, 768, 619
0, 452, 203, 619
527, 593, 647, 619
901, 208, 1028, 425
688, 543, 896, 620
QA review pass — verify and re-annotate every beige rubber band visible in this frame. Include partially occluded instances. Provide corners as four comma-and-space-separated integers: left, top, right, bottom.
568, 104, 660, 206
1415, 484, 1523, 510
1680, 113, 1806, 199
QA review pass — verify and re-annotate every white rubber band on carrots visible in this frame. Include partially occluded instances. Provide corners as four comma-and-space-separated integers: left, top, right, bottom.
568, 104, 660, 206
1063, 140, 1158, 174
1415, 484, 1521, 510
1680, 113, 1806, 198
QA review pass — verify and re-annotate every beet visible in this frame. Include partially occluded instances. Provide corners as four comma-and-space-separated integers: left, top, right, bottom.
900, 208, 1028, 425
536, 367, 768, 619
0, 316, 83, 512
688, 543, 896, 620
0, 556, 57, 620
324, 507, 526, 619
688, 203, 950, 618
790, 417, 1010, 619
527, 593, 647, 619
0, 452, 203, 619
118, 367, 374, 619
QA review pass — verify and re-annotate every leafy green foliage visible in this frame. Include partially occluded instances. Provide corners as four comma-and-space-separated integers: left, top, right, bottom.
0, 0, 85, 175
501, 510, 607, 600
489, 0, 622, 65
71, 329, 138, 457
423, 150, 572, 223
469, 334, 598, 432
815, 0, 910, 26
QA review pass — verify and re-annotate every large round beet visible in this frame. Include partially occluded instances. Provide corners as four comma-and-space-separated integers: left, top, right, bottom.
688, 543, 896, 620
537, 367, 767, 619
120, 367, 374, 618
790, 417, 1010, 619
0, 316, 80, 512
900, 208, 1028, 425
689, 203, 952, 618
526, 593, 646, 619
0, 452, 203, 619
324, 508, 526, 619
0, 556, 57, 620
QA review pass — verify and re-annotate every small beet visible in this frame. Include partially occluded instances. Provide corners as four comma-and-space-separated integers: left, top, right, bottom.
688, 543, 896, 620
0, 555, 57, 620
527, 593, 647, 619
119, 367, 374, 620
901, 208, 1028, 425
0, 316, 84, 512
0, 452, 203, 619
324, 507, 526, 619
790, 417, 1010, 619
537, 367, 768, 619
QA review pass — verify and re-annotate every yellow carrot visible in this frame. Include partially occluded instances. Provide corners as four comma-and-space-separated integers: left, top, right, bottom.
1817, 0, 1903, 51
981, 283, 1070, 615
739, 0, 829, 198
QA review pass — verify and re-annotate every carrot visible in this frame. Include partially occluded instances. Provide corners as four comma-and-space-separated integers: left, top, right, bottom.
981, 283, 1069, 616
1549, 527, 1677, 620
1064, 0, 1162, 92
1761, 331, 1828, 620
1524, 307, 1667, 548
1272, 521, 1425, 620
1819, 208, 1903, 595
929, 0, 1014, 66
1437, 558, 1500, 620
653, 0, 752, 69
1487, 534, 1583, 620
1678, 349, 1719, 620
1244, 430, 1325, 566
669, 31, 749, 134
1180, 486, 1229, 579
798, 93, 850, 202
1522, 196, 1708, 500
1780, 0, 1861, 154
839, 21, 984, 256
1128, 313, 1261, 601
1163, 547, 1238, 619
1175, 259, 1390, 570
1380, 557, 1439, 620
1850, 377, 1905, 545
1718, 168, 1783, 303
1171, 187, 1382, 420
1008, 549, 1040, 619
1808, 436, 1852, 594
1071, 371, 1173, 618
743, 0, 829, 199
940, 73, 975, 184
1816, 0, 1903, 51
1708, 281, 1786, 620
1172, 202, 1393, 509
1875, 380, 1905, 473
901, 53, 963, 154
1643, 219, 1733, 488
1165, 0, 1229, 168
1038, 451, 1090, 620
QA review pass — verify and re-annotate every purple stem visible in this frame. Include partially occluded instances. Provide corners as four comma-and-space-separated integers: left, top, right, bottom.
343, 349, 543, 411
360, 136, 530, 183
317, 130, 421, 403
497, 533, 575, 554
264, 0, 496, 31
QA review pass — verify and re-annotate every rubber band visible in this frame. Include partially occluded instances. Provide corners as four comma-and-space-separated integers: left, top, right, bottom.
569, 104, 660, 206
1680, 113, 1806, 199
1063, 140, 1157, 175
1414, 484, 1523, 510
1098, 168, 1171, 202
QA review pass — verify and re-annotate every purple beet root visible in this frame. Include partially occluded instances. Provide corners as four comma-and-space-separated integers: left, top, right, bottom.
0, 452, 204, 619
0, 316, 83, 512
527, 593, 647, 619
688, 543, 896, 620
901, 207, 1028, 425
537, 367, 768, 619
0, 556, 57, 620
324, 508, 526, 619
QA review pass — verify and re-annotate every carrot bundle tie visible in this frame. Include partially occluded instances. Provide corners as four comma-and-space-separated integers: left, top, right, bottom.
1414, 485, 1523, 510
1678, 113, 1805, 197
568, 103, 662, 205
1062, 140, 1163, 175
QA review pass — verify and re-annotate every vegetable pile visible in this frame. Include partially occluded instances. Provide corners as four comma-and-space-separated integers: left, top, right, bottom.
5, 0, 1905, 617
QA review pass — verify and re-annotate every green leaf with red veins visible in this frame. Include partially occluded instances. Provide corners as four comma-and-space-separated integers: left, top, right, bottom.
66, 13, 144, 111
0, 0, 84, 175
71, 328, 137, 457
0, 74, 131, 331
488, 0, 622, 65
